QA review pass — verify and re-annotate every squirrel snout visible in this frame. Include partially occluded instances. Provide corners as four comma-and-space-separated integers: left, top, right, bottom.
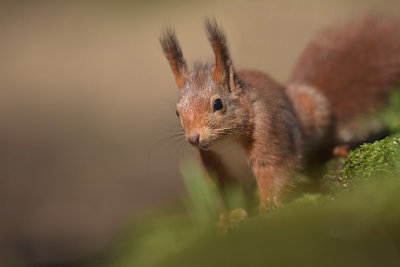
187, 133, 200, 146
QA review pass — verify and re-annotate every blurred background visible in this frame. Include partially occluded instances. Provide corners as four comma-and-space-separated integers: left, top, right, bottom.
1, 0, 400, 266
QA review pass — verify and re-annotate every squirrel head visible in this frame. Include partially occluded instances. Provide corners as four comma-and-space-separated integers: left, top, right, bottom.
160, 18, 248, 150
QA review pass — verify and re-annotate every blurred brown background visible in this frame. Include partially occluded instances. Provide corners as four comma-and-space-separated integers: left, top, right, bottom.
1, 0, 400, 266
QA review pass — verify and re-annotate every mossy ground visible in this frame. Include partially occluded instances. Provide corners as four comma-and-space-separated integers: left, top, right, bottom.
322, 134, 400, 194
100, 91, 400, 267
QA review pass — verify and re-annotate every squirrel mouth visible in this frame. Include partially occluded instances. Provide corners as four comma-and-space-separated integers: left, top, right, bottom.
198, 142, 215, 150
198, 135, 230, 150
199, 143, 212, 150
198, 139, 219, 150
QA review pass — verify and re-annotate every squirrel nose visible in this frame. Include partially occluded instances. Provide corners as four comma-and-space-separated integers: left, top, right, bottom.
187, 133, 200, 146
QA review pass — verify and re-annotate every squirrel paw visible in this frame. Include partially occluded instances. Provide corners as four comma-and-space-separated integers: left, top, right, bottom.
259, 196, 281, 214
216, 208, 248, 235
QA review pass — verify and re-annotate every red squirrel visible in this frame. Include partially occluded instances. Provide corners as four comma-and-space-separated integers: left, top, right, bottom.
160, 16, 400, 211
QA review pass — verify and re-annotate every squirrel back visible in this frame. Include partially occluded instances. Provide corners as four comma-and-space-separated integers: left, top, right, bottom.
288, 15, 400, 148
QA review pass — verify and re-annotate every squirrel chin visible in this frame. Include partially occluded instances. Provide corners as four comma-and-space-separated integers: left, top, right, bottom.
199, 136, 233, 151
198, 143, 213, 151
198, 139, 221, 150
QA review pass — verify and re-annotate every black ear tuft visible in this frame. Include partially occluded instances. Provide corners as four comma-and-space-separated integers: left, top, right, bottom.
204, 17, 233, 86
159, 26, 188, 89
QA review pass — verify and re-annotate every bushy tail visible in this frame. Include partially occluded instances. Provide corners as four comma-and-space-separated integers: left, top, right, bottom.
289, 15, 400, 143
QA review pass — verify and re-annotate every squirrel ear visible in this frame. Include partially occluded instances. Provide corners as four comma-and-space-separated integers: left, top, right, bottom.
205, 18, 234, 89
160, 27, 188, 89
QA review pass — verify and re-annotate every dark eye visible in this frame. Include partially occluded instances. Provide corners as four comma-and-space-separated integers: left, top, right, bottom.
176, 110, 180, 117
213, 98, 223, 112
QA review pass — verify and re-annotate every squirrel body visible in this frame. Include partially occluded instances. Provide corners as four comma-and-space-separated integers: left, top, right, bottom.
160, 16, 400, 210
289, 15, 400, 148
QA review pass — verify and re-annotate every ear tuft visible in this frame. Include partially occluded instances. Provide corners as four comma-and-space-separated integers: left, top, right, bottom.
204, 17, 233, 87
160, 27, 188, 89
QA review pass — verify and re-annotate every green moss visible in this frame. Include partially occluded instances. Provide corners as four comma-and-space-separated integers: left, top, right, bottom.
322, 134, 400, 194
343, 135, 400, 178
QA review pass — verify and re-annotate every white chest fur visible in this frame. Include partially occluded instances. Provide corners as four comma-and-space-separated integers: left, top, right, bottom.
211, 139, 254, 183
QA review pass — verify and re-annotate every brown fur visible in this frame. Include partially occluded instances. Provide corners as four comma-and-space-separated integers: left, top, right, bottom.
289, 15, 400, 145
160, 15, 400, 211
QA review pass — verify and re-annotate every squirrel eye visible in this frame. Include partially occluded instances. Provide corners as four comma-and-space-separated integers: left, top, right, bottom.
213, 98, 224, 112
176, 110, 180, 117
